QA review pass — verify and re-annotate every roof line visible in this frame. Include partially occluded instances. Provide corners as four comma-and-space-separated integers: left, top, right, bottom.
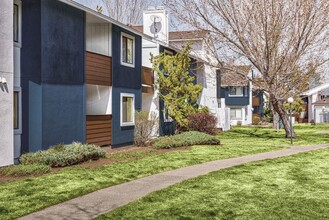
301, 83, 329, 96
58, 0, 154, 41
59, 1, 210, 65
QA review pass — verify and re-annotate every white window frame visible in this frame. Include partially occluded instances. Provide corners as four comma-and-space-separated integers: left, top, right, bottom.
14, 87, 22, 134
120, 32, 135, 68
164, 49, 173, 56
228, 86, 244, 97
120, 93, 135, 126
14, 0, 22, 48
230, 108, 243, 120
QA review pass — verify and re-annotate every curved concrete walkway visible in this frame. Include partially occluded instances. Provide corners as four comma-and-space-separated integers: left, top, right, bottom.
19, 143, 329, 220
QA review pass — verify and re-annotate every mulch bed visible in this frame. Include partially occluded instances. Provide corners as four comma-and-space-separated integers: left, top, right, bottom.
0, 146, 191, 183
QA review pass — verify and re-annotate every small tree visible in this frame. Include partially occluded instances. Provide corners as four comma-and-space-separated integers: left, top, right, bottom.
134, 111, 158, 147
152, 44, 203, 131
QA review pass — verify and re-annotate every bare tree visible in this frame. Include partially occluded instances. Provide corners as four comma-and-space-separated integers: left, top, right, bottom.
102, 0, 151, 25
165, 0, 329, 137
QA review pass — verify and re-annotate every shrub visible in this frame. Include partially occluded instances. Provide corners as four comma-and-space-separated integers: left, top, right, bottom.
151, 131, 220, 149
20, 142, 106, 167
188, 113, 218, 135
0, 164, 51, 177
134, 111, 158, 147
252, 115, 260, 125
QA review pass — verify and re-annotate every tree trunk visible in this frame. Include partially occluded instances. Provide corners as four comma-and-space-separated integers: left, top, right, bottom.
270, 95, 295, 138
270, 101, 279, 130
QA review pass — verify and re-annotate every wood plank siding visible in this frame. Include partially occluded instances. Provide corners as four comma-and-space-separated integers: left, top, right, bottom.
252, 97, 260, 106
86, 115, 112, 146
86, 51, 112, 86
142, 66, 154, 94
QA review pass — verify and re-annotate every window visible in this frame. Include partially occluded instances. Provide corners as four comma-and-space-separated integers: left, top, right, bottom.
120, 93, 135, 126
121, 33, 135, 67
13, 91, 19, 129
164, 49, 173, 56
230, 108, 242, 120
229, 86, 243, 96
217, 99, 221, 108
14, 4, 19, 42
13, 0, 21, 46
244, 87, 248, 96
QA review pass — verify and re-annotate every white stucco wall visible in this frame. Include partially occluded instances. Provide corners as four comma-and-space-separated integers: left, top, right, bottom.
0, 0, 14, 166
314, 105, 329, 123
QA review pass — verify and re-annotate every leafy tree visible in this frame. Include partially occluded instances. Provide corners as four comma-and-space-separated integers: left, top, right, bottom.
284, 98, 304, 114
152, 44, 203, 131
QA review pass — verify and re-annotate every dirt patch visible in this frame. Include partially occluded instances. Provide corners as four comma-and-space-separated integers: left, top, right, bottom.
78, 146, 191, 168
0, 146, 192, 183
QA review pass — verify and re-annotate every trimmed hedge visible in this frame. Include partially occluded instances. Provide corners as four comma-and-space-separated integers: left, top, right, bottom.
0, 164, 51, 177
20, 142, 106, 167
151, 131, 221, 149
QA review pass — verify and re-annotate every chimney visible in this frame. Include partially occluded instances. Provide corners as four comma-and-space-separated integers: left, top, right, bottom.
143, 7, 169, 44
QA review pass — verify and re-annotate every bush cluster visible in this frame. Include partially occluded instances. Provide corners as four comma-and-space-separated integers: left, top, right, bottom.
20, 142, 106, 167
188, 113, 218, 135
252, 115, 260, 125
0, 164, 51, 177
151, 131, 220, 149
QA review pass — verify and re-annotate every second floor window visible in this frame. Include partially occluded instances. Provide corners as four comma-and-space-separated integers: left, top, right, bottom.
14, 4, 19, 42
229, 86, 244, 96
121, 33, 134, 67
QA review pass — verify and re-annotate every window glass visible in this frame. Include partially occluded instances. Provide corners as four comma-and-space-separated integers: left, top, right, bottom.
230, 108, 242, 120
122, 96, 134, 124
14, 4, 19, 42
122, 35, 134, 65
229, 86, 243, 96
14, 92, 19, 129
127, 38, 133, 64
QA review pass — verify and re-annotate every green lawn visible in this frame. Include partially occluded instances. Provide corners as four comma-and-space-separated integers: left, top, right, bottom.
98, 147, 329, 220
0, 124, 328, 219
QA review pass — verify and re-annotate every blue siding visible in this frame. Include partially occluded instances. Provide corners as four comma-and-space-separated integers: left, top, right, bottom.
224, 87, 250, 106
111, 24, 142, 147
112, 25, 142, 89
21, 0, 85, 152
41, 0, 85, 84
111, 88, 142, 147
42, 84, 85, 148
28, 81, 42, 152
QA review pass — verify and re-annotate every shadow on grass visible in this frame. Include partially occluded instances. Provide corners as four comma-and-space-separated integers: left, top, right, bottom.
225, 127, 284, 140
